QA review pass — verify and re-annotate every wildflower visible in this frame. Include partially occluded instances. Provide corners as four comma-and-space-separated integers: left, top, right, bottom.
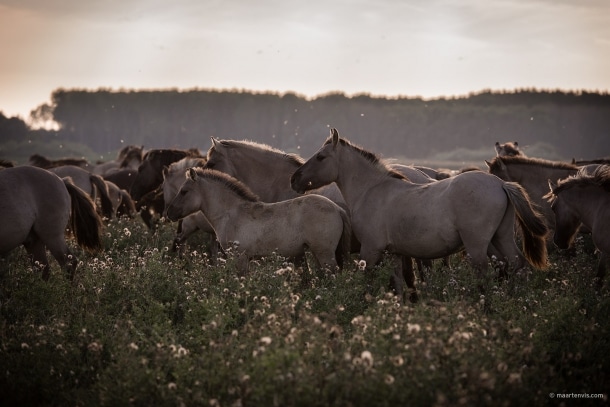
407, 323, 421, 334
361, 350, 374, 367
506, 372, 522, 384
168, 382, 177, 390
259, 336, 272, 346
128, 342, 139, 351
88, 341, 102, 352
357, 260, 367, 270
391, 355, 404, 367
384, 374, 395, 385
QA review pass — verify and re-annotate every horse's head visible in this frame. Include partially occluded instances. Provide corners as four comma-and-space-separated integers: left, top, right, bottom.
204, 138, 237, 176
291, 128, 341, 193
545, 180, 580, 250
165, 168, 201, 222
495, 141, 524, 157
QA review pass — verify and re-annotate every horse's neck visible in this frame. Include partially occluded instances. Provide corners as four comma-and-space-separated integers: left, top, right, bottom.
566, 186, 608, 228
232, 151, 298, 200
510, 164, 576, 201
196, 179, 246, 226
335, 151, 405, 209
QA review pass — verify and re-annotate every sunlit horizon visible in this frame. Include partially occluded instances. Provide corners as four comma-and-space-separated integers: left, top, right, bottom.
2, 0, 609, 121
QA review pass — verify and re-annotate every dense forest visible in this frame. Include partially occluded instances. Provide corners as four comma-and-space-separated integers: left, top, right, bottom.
2, 88, 609, 165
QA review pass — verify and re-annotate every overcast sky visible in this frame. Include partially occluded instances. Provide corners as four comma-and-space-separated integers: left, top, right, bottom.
1, 0, 609, 120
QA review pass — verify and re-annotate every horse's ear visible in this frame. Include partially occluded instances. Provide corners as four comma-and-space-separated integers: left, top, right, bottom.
548, 179, 557, 192
162, 165, 169, 178
513, 141, 518, 147
484, 160, 492, 169
330, 128, 339, 147
187, 167, 198, 181
211, 137, 219, 147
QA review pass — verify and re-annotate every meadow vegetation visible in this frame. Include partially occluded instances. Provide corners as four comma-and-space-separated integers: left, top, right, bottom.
1, 216, 608, 406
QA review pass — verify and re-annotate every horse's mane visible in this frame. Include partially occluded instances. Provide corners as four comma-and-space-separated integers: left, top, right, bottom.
167, 157, 207, 174
29, 153, 52, 167
323, 136, 408, 180
28, 153, 89, 169
488, 155, 578, 171
0, 159, 15, 168
193, 168, 260, 202
142, 148, 202, 160
553, 165, 610, 195
207, 139, 305, 167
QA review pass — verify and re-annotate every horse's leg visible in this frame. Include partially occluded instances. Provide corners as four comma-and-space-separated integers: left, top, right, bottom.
459, 232, 491, 286
23, 234, 51, 280
490, 209, 527, 276
45, 236, 78, 280
237, 253, 250, 275
171, 220, 185, 253
401, 255, 418, 303
311, 249, 338, 278
595, 252, 609, 290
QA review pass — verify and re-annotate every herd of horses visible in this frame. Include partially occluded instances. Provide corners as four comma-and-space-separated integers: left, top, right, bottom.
1, 131, 608, 302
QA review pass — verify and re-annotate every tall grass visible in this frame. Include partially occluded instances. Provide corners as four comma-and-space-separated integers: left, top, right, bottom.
1, 217, 608, 406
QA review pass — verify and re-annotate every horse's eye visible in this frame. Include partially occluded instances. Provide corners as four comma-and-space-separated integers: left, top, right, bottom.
316, 154, 326, 161
206, 162, 215, 168
180, 190, 188, 196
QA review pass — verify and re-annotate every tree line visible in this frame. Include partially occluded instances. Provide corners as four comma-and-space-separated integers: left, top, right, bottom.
2, 88, 609, 162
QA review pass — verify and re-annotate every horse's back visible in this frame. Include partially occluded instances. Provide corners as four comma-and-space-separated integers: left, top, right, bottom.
49, 165, 93, 195
0, 166, 70, 252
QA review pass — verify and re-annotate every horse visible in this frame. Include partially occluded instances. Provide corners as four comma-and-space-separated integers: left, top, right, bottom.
0, 166, 103, 280
495, 141, 525, 157
413, 165, 452, 180
388, 164, 437, 184
48, 165, 115, 219
545, 165, 610, 288
92, 144, 144, 176
105, 180, 137, 218
166, 168, 351, 274
29, 153, 90, 169
291, 129, 549, 301
103, 168, 137, 192
161, 157, 217, 254
0, 159, 15, 169
204, 138, 347, 206
486, 156, 579, 230
130, 148, 200, 202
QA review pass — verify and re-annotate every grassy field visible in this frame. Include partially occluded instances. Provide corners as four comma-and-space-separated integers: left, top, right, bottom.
1, 215, 608, 406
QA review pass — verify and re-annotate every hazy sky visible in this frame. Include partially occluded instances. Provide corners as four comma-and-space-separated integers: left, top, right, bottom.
1, 0, 609, 120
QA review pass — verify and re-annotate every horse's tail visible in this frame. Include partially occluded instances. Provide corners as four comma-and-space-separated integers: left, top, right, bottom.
335, 207, 352, 270
502, 181, 549, 269
64, 179, 103, 252
89, 174, 115, 219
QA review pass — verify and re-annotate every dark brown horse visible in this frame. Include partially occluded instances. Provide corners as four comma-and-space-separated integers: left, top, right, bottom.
29, 153, 90, 169
545, 165, 610, 287
130, 149, 200, 202
486, 155, 579, 230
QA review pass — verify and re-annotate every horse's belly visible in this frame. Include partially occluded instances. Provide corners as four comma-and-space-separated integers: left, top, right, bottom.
389, 221, 463, 259
0, 221, 31, 253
